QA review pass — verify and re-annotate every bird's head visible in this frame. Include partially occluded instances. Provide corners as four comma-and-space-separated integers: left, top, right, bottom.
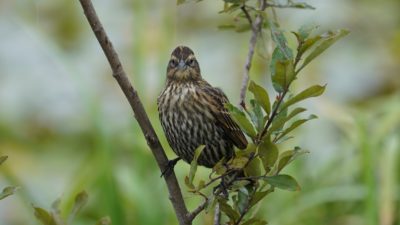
166, 46, 201, 82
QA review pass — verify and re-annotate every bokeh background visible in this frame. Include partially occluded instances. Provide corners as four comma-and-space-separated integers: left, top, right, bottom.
0, 0, 399, 225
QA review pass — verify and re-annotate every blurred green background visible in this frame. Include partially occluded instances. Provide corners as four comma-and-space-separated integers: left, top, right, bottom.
0, 0, 399, 225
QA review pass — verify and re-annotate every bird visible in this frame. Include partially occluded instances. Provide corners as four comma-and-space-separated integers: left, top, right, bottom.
157, 46, 248, 173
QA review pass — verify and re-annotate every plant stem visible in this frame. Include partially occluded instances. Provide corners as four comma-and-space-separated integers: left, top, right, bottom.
77, 1, 190, 224
239, 0, 267, 108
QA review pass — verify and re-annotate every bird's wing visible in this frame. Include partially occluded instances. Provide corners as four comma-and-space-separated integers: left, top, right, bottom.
201, 85, 248, 149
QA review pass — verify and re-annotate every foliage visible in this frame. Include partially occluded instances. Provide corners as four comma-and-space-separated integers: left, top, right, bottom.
33, 191, 110, 225
177, 0, 349, 224
0, 156, 18, 201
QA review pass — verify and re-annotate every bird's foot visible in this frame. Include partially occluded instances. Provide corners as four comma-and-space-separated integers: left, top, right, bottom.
160, 157, 181, 177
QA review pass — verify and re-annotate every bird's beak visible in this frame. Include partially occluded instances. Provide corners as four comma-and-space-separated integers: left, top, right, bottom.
177, 59, 186, 70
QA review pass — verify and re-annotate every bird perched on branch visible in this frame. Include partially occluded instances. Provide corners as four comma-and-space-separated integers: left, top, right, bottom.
157, 46, 248, 173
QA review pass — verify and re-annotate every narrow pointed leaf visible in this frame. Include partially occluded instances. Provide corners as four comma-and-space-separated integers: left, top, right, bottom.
277, 147, 309, 173
230, 155, 249, 169
298, 35, 322, 56
281, 85, 326, 110
298, 24, 318, 40
249, 81, 271, 115
249, 188, 274, 207
244, 157, 261, 177
298, 29, 349, 72
271, 59, 295, 92
276, 115, 318, 141
189, 145, 205, 185
248, 99, 265, 132
269, 21, 293, 60
258, 140, 279, 173
263, 174, 301, 191
0, 186, 18, 200
34, 207, 56, 225
68, 191, 89, 223
218, 198, 240, 221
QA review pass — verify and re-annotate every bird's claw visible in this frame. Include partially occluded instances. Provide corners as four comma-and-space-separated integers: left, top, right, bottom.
160, 157, 181, 177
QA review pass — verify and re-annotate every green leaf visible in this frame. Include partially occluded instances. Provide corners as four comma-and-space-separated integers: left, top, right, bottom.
0, 155, 7, 165
223, 0, 242, 3
249, 189, 274, 207
249, 81, 271, 115
225, 103, 257, 138
277, 147, 309, 173
205, 194, 217, 213
269, 21, 293, 60
218, 198, 240, 221
290, 2, 315, 10
258, 140, 279, 173
177, 0, 186, 5
276, 115, 318, 141
287, 107, 307, 120
34, 207, 56, 225
243, 218, 268, 225
271, 58, 295, 93
68, 191, 89, 223
94, 217, 111, 225
298, 24, 317, 40
218, 3, 241, 14
184, 176, 195, 190
213, 158, 227, 175
244, 157, 262, 177
0, 186, 18, 200
265, 106, 288, 136
262, 174, 301, 191
188, 145, 205, 186
237, 188, 249, 214
297, 29, 350, 72
217, 24, 236, 30
248, 99, 265, 132
298, 35, 322, 57
281, 84, 326, 111
230, 155, 249, 169
231, 180, 251, 191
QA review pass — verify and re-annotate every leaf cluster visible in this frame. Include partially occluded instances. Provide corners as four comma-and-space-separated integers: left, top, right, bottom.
33, 191, 110, 225
178, 4, 348, 225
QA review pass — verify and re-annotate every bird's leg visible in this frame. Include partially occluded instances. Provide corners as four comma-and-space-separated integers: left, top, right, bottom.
160, 157, 181, 177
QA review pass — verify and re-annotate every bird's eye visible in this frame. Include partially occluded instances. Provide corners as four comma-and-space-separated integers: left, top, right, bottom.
169, 59, 178, 67
187, 59, 195, 67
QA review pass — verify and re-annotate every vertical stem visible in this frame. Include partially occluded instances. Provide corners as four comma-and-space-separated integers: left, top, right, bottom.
214, 203, 221, 225
77, 1, 190, 224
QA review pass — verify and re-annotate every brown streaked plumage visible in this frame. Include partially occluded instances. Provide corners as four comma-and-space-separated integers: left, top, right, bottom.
157, 46, 248, 168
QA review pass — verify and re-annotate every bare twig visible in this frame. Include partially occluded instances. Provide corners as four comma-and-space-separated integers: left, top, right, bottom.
77, 1, 190, 224
259, 91, 288, 140
186, 199, 208, 222
239, 0, 268, 108
214, 203, 221, 225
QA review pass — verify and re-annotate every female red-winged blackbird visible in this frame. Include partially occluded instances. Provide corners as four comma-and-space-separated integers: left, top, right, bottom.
157, 46, 248, 169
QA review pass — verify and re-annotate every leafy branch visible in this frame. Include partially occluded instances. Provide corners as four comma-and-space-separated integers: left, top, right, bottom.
76, 0, 348, 224
178, 1, 349, 224
33, 191, 111, 225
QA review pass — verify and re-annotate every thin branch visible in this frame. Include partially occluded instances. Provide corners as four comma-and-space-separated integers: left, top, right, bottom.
77, 1, 190, 224
187, 199, 208, 222
238, 0, 268, 108
240, 6, 253, 30
213, 202, 221, 225
259, 91, 288, 140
